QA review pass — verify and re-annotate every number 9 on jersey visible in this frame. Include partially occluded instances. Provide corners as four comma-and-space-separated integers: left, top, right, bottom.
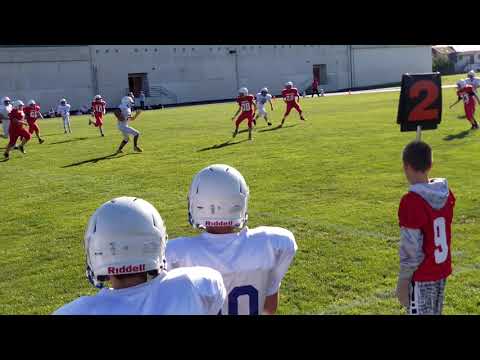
397, 72, 442, 132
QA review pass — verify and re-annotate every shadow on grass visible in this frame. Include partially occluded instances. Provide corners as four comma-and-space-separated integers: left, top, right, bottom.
258, 124, 298, 133
443, 130, 472, 141
62, 152, 141, 168
197, 139, 249, 152
49, 137, 89, 145
457, 115, 467, 119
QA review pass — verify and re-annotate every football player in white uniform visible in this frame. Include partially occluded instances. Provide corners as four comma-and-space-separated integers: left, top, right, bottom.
57, 98, 72, 134
254, 88, 274, 126
466, 70, 480, 91
53, 196, 227, 315
166, 164, 298, 315
114, 96, 143, 154
0, 96, 13, 138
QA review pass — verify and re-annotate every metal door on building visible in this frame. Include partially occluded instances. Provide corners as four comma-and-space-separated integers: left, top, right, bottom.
313, 64, 327, 85
128, 73, 149, 97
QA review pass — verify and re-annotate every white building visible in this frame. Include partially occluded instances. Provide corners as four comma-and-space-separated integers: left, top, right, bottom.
0, 45, 432, 111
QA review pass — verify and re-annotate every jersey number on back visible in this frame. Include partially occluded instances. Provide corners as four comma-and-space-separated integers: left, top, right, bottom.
218, 285, 259, 315
433, 217, 448, 264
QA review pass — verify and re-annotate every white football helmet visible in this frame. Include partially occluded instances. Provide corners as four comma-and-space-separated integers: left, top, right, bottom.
285, 81, 293, 88
468, 70, 475, 78
457, 79, 466, 89
261, 87, 269, 94
28, 99, 36, 106
60, 98, 66, 104
85, 196, 167, 288
13, 100, 24, 109
1, 96, 11, 104
188, 164, 249, 230
239, 87, 248, 96
94, 94, 102, 101
121, 96, 133, 106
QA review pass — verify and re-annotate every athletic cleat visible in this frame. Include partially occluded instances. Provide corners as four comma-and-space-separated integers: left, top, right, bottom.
19, 145, 25, 154
134, 146, 143, 153
4, 152, 8, 159
39, 139, 45, 144
253, 120, 257, 126
115, 149, 123, 155
232, 130, 238, 138
268, 122, 272, 126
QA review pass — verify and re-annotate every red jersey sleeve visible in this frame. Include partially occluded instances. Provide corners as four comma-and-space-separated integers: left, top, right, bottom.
398, 193, 428, 229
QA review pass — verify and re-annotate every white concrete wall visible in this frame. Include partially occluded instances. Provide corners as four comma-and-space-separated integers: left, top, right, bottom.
352, 45, 432, 87
0, 46, 94, 111
91, 45, 351, 106
0, 45, 434, 110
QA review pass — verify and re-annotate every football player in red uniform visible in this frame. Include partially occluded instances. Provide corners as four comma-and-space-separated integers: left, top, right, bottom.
396, 141, 455, 315
280, 81, 305, 127
449, 80, 480, 129
232, 87, 256, 141
24, 100, 45, 144
4, 100, 32, 159
89, 94, 106, 137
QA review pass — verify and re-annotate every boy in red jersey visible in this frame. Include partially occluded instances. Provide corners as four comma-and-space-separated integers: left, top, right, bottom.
24, 99, 45, 144
280, 81, 305, 127
449, 80, 479, 129
396, 141, 455, 315
232, 87, 256, 141
89, 94, 106, 136
4, 100, 32, 159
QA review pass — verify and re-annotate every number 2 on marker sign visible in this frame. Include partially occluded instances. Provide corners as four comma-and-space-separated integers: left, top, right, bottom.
408, 80, 439, 122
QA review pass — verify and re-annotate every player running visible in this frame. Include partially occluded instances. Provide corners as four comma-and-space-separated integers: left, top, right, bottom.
166, 164, 298, 315
24, 100, 45, 144
280, 81, 305, 127
53, 196, 226, 315
254, 87, 274, 126
89, 94, 106, 137
114, 96, 143, 154
396, 141, 455, 315
449, 80, 480, 129
57, 98, 72, 134
232, 87, 256, 141
0, 96, 13, 139
3, 100, 32, 159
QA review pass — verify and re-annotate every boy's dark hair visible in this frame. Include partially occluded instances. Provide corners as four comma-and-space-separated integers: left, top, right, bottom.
402, 141, 432, 172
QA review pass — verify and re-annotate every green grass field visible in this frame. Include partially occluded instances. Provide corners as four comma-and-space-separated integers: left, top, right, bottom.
1, 85, 480, 315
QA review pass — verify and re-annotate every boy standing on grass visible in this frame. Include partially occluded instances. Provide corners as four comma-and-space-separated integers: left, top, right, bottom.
396, 141, 456, 315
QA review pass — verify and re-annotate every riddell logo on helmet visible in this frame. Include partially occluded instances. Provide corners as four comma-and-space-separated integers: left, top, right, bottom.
107, 264, 146, 274
205, 220, 234, 226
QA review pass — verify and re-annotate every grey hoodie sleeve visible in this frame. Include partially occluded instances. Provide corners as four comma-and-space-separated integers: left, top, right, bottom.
399, 227, 425, 280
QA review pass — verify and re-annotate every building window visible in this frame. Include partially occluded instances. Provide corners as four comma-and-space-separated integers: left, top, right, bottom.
209, 48, 213, 52
115, 49, 119, 53
182, 48, 186, 52
217, 47, 221, 51
95, 49, 99, 53
192, 48, 195, 51
105, 49, 109, 53
134, 48, 139, 52
145, 48, 148, 52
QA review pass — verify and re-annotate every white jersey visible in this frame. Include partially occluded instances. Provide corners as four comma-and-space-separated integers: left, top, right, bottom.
466, 77, 480, 90
166, 226, 297, 315
0, 104, 12, 120
53, 267, 226, 315
255, 93, 272, 110
119, 103, 132, 121
57, 104, 71, 117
